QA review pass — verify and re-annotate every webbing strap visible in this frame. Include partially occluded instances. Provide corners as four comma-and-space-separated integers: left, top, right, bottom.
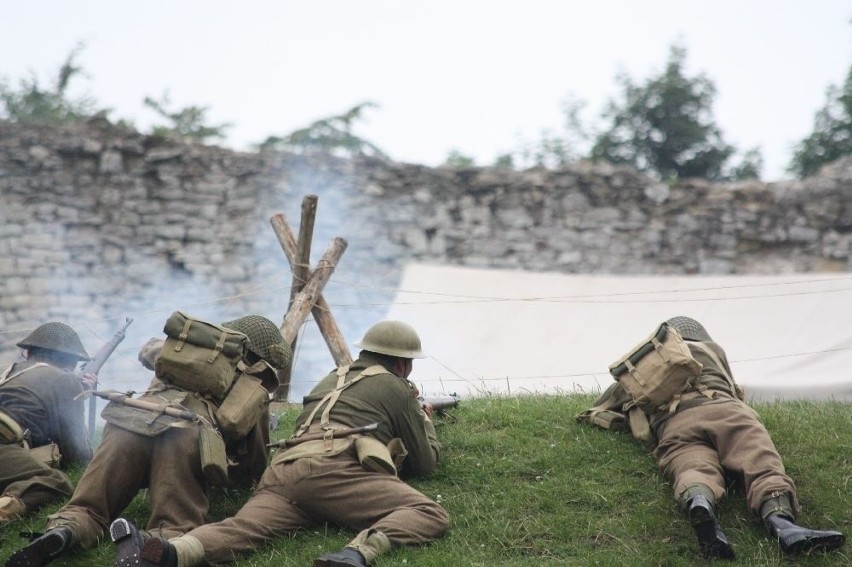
689, 342, 742, 400
0, 363, 50, 387
293, 365, 386, 439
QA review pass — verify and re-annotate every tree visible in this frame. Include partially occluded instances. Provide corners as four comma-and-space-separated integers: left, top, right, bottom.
590, 46, 735, 181
0, 43, 102, 124
728, 147, 763, 181
259, 101, 387, 158
788, 65, 852, 178
144, 92, 230, 142
443, 150, 475, 168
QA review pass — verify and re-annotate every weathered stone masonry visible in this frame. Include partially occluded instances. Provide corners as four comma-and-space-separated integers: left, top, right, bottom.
1, 119, 850, 391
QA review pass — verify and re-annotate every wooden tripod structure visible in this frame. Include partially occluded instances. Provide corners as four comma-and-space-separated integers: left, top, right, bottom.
271, 194, 354, 400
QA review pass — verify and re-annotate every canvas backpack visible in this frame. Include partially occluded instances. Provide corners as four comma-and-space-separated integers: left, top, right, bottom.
155, 311, 247, 401
608, 322, 703, 414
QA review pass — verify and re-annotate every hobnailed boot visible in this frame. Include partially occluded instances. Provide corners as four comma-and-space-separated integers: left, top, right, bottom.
687, 495, 736, 560
110, 518, 177, 567
314, 547, 368, 567
766, 513, 845, 554
5, 527, 73, 567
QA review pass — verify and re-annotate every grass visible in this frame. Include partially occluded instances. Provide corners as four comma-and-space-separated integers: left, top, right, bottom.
1, 395, 850, 566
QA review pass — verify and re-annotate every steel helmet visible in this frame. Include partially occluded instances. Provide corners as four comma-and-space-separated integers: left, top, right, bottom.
222, 315, 292, 370
16, 322, 90, 361
666, 316, 712, 342
355, 320, 427, 359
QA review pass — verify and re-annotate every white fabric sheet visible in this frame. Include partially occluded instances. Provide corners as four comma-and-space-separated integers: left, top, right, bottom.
386, 264, 852, 402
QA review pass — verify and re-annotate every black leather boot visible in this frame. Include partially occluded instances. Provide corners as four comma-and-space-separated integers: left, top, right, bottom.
313, 547, 368, 567
766, 513, 845, 554
5, 527, 73, 567
687, 495, 735, 560
110, 518, 177, 567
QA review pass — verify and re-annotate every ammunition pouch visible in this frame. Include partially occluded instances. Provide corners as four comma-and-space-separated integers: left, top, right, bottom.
0, 409, 25, 446
215, 362, 276, 441
355, 436, 398, 475
198, 425, 229, 487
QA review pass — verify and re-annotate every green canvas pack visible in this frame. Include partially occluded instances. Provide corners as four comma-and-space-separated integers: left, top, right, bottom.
608, 322, 703, 413
155, 311, 247, 401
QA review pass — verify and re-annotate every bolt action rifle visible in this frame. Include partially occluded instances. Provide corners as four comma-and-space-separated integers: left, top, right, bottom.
78, 318, 133, 440
419, 393, 460, 416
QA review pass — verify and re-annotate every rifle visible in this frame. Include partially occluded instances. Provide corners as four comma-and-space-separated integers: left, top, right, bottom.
85, 389, 201, 423
267, 423, 379, 448
79, 318, 134, 439
419, 393, 460, 415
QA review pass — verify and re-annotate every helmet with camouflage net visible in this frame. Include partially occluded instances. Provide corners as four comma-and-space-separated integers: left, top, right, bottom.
16, 322, 90, 361
666, 316, 712, 342
355, 320, 427, 359
221, 315, 291, 370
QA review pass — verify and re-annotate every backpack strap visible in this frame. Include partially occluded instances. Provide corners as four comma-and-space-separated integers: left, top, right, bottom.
293, 365, 387, 442
0, 363, 50, 387
689, 342, 744, 400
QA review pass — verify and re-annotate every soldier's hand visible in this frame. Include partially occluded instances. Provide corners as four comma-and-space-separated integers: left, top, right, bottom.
81, 372, 98, 389
422, 402, 434, 418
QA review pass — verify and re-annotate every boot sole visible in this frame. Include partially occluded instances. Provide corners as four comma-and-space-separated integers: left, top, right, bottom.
690, 506, 736, 560
783, 532, 846, 554
5, 532, 68, 567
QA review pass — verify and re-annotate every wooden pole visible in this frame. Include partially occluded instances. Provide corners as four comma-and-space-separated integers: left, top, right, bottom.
275, 196, 318, 399
280, 236, 348, 345
270, 213, 353, 367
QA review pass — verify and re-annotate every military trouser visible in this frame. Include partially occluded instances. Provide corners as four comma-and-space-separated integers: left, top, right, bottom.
654, 399, 799, 516
184, 444, 449, 564
46, 422, 209, 549
0, 444, 73, 511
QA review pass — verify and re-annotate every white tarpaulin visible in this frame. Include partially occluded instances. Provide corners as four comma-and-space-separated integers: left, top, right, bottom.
386, 264, 852, 402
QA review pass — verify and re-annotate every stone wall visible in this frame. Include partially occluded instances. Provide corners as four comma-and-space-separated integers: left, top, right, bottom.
1, 119, 850, 396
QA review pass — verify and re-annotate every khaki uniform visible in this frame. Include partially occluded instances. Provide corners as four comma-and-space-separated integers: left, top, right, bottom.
0, 361, 92, 510
585, 340, 799, 516
178, 354, 449, 564
45, 340, 270, 549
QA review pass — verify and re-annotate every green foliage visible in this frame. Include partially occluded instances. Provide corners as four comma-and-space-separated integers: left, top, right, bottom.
509, 95, 589, 170
2, 396, 849, 567
729, 147, 764, 180
259, 101, 387, 158
590, 46, 736, 181
143, 92, 230, 142
443, 149, 476, 168
789, 65, 852, 178
0, 43, 103, 124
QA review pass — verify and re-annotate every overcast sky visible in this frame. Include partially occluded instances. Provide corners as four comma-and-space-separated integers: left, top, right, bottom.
2, 1, 850, 180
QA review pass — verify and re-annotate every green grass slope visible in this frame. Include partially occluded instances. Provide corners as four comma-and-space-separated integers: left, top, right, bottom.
1, 395, 850, 566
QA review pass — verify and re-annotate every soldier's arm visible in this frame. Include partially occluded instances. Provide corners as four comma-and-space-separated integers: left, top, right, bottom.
53, 371, 93, 465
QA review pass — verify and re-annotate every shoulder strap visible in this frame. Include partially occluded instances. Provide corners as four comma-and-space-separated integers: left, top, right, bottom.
0, 363, 51, 387
294, 365, 386, 438
689, 342, 743, 400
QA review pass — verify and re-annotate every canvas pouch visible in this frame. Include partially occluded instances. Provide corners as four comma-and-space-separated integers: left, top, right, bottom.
216, 373, 269, 441
198, 425, 229, 486
355, 436, 398, 475
608, 322, 703, 413
155, 311, 247, 401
